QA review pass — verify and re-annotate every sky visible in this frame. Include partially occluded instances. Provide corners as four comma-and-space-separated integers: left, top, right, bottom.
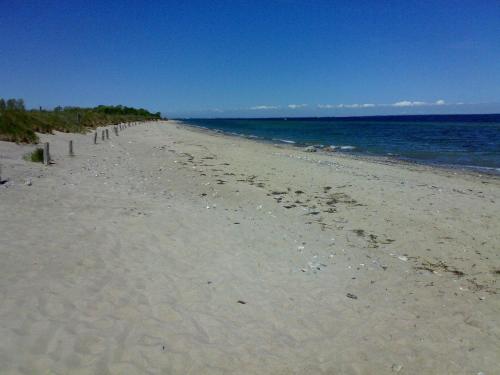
1, 0, 499, 117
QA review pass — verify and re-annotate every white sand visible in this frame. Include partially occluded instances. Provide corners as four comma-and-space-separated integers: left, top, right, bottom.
0, 121, 499, 374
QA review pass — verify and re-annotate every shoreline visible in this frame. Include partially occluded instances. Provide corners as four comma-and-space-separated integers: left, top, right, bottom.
177, 120, 500, 180
1, 120, 499, 374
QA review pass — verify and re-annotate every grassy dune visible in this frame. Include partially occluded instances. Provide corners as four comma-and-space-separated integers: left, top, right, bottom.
0, 102, 162, 143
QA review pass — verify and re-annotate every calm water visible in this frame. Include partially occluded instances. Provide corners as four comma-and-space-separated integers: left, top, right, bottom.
180, 115, 500, 173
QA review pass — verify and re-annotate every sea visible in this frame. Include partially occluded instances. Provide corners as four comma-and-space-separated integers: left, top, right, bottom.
180, 114, 500, 174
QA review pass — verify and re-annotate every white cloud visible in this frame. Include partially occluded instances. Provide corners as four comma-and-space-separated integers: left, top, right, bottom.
250, 105, 280, 110
288, 104, 307, 109
317, 100, 456, 111
392, 100, 427, 107
392, 99, 447, 107
318, 103, 375, 109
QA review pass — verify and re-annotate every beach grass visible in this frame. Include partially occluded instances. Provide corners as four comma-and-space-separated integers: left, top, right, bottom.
0, 99, 161, 144
24, 147, 44, 163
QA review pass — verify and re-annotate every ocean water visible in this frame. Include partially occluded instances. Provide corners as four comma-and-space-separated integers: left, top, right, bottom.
180, 115, 500, 173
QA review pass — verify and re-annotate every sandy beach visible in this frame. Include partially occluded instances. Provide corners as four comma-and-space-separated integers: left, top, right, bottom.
0, 120, 499, 374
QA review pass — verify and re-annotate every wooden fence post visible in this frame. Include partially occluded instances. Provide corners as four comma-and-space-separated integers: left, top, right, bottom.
69, 140, 74, 156
114, 126, 118, 136
94, 132, 97, 144
43, 142, 50, 165
102, 130, 105, 141
106, 129, 109, 139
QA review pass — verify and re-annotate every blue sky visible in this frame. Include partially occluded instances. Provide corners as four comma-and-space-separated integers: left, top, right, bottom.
1, 0, 499, 117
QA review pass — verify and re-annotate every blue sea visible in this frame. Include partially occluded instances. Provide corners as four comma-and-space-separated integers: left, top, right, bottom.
180, 115, 500, 174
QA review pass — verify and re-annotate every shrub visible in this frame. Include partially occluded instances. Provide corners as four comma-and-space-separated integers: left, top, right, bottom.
24, 148, 44, 163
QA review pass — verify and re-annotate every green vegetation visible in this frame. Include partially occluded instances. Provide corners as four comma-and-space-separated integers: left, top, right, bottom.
24, 147, 44, 163
0, 98, 162, 143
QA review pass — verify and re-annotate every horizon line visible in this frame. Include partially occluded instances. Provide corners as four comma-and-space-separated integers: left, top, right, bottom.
173, 112, 500, 120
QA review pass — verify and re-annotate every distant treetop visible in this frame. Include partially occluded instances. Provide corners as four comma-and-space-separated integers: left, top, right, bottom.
0, 98, 25, 111
94, 105, 160, 118
0, 99, 160, 118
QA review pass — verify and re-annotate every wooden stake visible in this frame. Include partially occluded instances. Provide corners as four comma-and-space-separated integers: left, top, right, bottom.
106, 129, 109, 139
69, 140, 74, 156
94, 132, 97, 144
43, 142, 50, 165
102, 130, 105, 141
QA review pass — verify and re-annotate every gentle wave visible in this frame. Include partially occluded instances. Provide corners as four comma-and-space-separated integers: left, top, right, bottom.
179, 116, 500, 173
273, 138, 296, 144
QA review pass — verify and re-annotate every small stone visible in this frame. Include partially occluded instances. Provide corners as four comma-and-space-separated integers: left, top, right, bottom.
304, 146, 317, 152
346, 293, 358, 300
391, 364, 403, 372
323, 146, 337, 152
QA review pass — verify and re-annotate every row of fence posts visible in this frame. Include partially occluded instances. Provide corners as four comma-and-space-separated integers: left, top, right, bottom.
93, 122, 140, 144
1, 121, 156, 180
46, 121, 142, 165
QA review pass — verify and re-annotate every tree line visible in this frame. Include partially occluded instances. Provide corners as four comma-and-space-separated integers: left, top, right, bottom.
0, 98, 25, 111
0, 98, 161, 118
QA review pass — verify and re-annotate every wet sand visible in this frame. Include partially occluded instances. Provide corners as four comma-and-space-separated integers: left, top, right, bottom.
0, 120, 499, 374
